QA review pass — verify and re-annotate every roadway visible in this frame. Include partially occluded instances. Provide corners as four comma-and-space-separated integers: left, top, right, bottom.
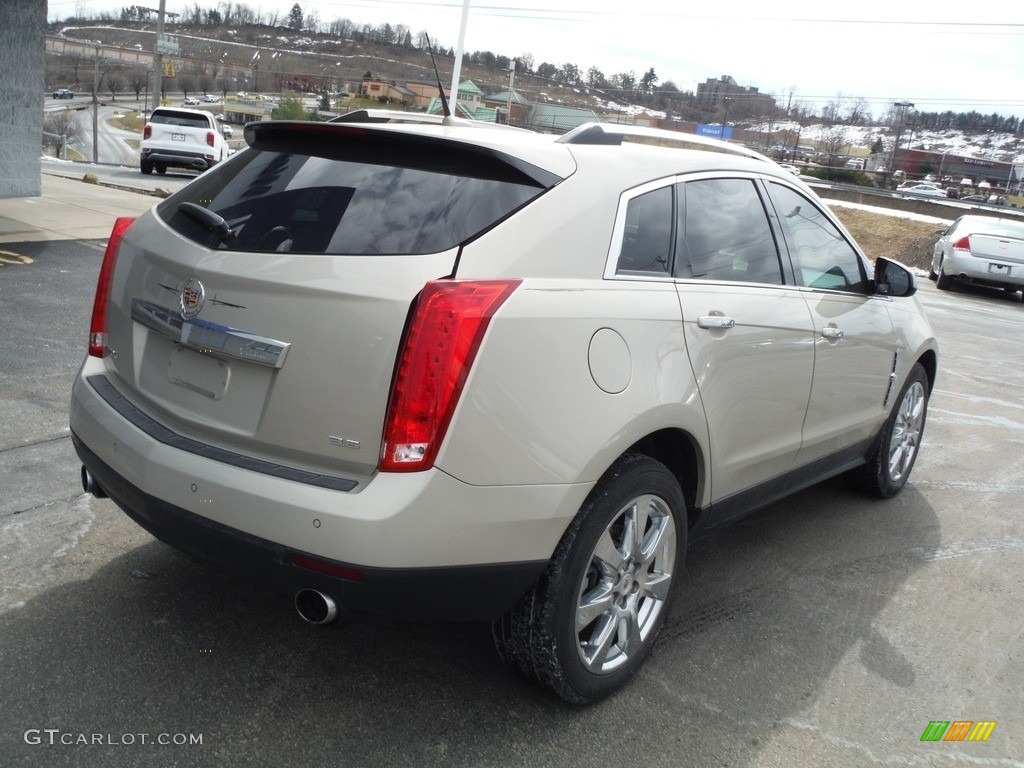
0, 235, 1021, 766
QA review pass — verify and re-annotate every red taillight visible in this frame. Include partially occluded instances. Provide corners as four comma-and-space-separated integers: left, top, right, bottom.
207, 130, 215, 147
88, 216, 136, 358
952, 235, 971, 252
380, 279, 521, 472
143, 124, 151, 140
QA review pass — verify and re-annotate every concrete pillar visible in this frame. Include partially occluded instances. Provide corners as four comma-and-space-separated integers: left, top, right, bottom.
0, 0, 45, 198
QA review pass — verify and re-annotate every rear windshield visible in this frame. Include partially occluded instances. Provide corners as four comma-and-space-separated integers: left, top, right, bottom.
150, 110, 211, 130
158, 146, 549, 255
959, 218, 1024, 239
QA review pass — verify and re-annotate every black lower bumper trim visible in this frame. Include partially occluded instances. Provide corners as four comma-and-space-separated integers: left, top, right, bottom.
72, 432, 546, 622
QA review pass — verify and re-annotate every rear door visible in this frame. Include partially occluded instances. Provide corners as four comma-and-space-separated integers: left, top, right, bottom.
671, 176, 815, 516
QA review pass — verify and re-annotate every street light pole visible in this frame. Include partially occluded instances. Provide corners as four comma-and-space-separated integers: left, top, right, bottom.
719, 97, 732, 141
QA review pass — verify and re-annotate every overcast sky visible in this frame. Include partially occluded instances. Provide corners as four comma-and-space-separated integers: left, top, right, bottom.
49, 0, 1024, 118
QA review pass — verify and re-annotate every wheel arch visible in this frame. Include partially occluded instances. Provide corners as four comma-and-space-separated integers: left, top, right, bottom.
624, 427, 705, 530
916, 348, 938, 394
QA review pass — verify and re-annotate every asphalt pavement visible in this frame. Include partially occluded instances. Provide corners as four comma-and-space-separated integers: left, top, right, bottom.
1, 163, 1022, 767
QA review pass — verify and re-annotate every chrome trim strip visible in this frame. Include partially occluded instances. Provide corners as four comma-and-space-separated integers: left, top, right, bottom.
131, 299, 291, 369
86, 375, 358, 493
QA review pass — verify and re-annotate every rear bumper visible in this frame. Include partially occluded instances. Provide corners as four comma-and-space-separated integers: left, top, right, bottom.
73, 432, 546, 621
944, 250, 1024, 288
141, 149, 213, 171
69, 366, 589, 620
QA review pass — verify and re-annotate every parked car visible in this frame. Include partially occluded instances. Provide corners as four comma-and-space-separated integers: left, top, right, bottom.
930, 214, 1024, 294
71, 120, 938, 704
52, 88, 74, 99
778, 162, 801, 175
182, 96, 200, 105
202, 94, 221, 103
140, 106, 230, 175
960, 194, 988, 204
899, 183, 945, 198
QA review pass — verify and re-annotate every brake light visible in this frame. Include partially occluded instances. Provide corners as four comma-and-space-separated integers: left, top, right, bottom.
143, 124, 151, 140
380, 279, 521, 472
88, 216, 136, 358
952, 235, 971, 252
207, 130, 216, 147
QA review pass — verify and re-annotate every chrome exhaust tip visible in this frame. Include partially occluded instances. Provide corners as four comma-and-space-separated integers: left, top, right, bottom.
81, 466, 107, 499
294, 588, 338, 625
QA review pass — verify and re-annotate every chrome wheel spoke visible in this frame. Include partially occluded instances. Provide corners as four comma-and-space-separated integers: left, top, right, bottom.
580, 614, 618, 670
592, 529, 625, 573
641, 570, 673, 602
620, 611, 644, 658
576, 583, 615, 631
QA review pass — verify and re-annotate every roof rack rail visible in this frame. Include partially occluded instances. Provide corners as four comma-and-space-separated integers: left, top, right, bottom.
557, 123, 771, 163
329, 109, 533, 132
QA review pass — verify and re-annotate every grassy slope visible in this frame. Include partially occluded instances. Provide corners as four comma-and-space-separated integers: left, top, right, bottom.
831, 207, 942, 272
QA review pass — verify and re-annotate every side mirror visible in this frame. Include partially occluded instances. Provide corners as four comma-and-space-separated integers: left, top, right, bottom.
874, 257, 917, 297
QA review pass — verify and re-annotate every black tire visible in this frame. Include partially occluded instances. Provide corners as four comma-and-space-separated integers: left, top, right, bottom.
493, 453, 686, 703
140, 160, 153, 175
849, 363, 929, 498
935, 257, 953, 290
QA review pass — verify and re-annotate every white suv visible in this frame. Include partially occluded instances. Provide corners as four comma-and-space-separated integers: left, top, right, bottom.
140, 106, 229, 175
71, 119, 937, 703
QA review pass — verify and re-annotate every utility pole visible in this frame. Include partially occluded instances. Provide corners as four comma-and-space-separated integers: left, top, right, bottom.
92, 44, 100, 162
139, 2, 180, 109
153, 0, 166, 108
449, 0, 471, 109
505, 60, 515, 125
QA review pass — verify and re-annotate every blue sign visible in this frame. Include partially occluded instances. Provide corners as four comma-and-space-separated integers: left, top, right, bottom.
696, 123, 733, 140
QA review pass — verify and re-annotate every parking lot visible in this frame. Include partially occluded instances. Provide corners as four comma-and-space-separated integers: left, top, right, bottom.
1, 238, 1021, 767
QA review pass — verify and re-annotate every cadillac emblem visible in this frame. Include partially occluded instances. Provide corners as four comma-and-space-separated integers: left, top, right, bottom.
180, 278, 206, 319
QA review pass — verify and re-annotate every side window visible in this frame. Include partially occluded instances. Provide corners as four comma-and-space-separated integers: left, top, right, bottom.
676, 178, 783, 284
768, 183, 867, 293
615, 185, 672, 275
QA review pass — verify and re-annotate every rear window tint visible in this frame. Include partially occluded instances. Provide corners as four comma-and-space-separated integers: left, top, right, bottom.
159, 148, 548, 255
150, 110, 211, 130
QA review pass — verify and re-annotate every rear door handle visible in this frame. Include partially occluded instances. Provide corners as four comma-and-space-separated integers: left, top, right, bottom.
698, 316, 736, 330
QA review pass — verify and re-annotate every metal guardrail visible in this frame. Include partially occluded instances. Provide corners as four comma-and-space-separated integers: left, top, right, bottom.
807, 179, 1024, 221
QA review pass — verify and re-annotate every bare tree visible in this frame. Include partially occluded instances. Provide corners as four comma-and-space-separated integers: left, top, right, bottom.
107, 74, 124, 100
818, 126, 850, 176
128, 70, 148, 99
177, 74, 197, 98
43, 108, 83, 156
845, 97, 871, 126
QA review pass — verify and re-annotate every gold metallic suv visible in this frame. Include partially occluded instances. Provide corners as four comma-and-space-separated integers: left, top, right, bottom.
71, 119, 937, 703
